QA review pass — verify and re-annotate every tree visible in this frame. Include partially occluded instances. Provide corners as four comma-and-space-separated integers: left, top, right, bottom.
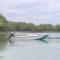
0, 14, 7, 23
55, 25, 60, 31
0, 14, 8, 31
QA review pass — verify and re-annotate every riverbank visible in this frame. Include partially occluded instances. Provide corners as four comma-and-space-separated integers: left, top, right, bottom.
0, 32, 7, 43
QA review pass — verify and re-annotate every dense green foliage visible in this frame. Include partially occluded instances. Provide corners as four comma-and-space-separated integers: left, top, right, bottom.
0, 14, 8, 31
0, 14, 60, 32
7, 22, 60, 32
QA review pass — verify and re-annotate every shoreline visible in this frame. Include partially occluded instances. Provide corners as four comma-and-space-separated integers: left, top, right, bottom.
1, 31, 60, 33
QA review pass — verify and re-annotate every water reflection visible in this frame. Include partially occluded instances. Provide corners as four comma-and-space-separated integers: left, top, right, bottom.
0, 43, 7, 51
0, 42, 7, 59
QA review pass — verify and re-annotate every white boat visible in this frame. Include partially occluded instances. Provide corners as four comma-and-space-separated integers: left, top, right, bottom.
15, 34, 38, 38
26, 34, 38, 37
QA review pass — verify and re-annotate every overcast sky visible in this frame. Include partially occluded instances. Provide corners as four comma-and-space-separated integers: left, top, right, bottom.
0, 0, 60, 24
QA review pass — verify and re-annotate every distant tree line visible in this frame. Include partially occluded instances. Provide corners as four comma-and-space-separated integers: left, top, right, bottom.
0, 14, 60, 32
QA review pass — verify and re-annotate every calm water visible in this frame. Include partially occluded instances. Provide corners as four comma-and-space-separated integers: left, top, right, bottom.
0, 32, 60, 60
